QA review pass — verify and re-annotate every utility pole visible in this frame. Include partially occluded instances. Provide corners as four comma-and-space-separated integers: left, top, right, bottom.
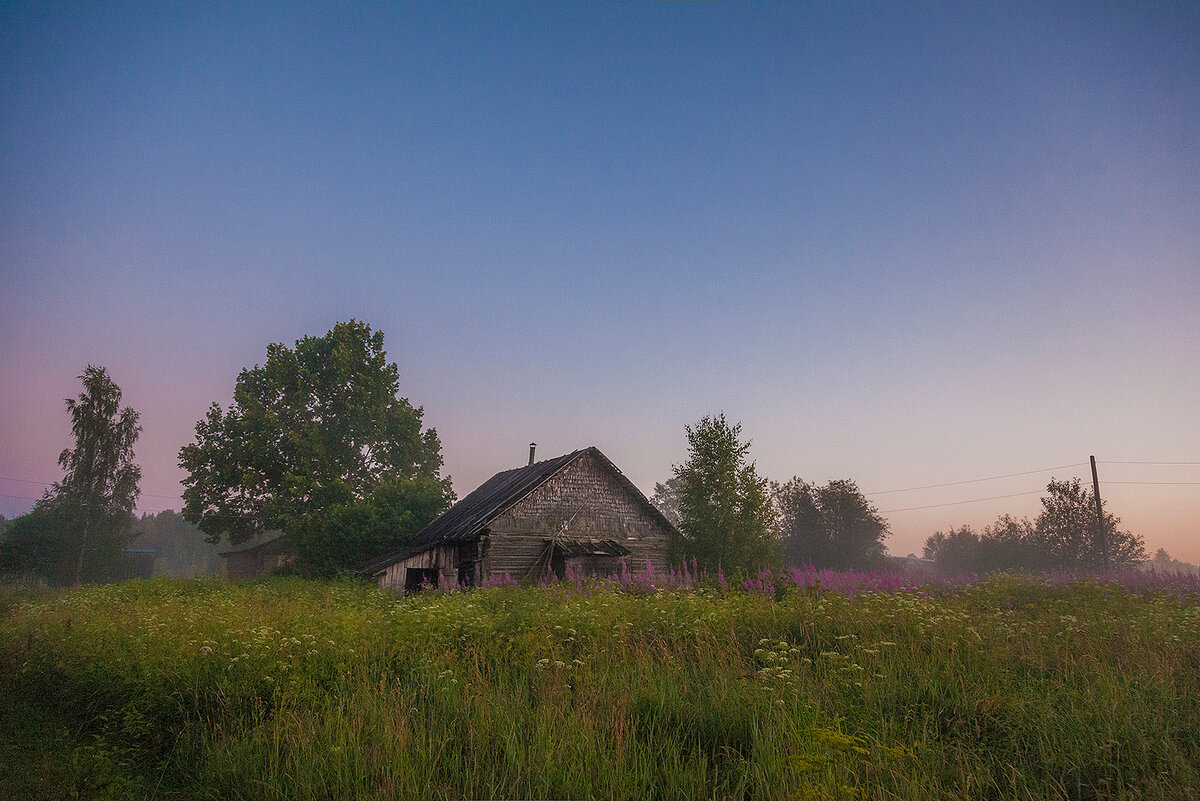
1090, 455, 1108, 571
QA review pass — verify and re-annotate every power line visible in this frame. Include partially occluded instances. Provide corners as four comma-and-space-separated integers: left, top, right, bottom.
1104, 481, 1200, 486
864, 463, 1086, 496
876, 468, 1200, 516
1100, 460, 1200, 466
0, 475, 181, 500
0, 492, 44, 502
0, 493, 175, 515
880, 490, 1044, 513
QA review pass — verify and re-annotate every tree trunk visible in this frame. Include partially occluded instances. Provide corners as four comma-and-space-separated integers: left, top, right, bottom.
73, 515, 89, 587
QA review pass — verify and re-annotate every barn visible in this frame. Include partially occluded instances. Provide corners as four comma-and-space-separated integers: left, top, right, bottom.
360, 446, 676, 593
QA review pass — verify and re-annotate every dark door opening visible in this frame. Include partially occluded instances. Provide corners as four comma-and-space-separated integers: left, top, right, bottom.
405, 567, 438, 593
550, 547, 566, 580
457, 542, 475, 588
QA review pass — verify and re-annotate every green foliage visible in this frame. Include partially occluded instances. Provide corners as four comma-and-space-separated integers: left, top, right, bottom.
923, 518, 1043, 576
2, 577, 1199, 799
0, 367, 141, 586
0, 500, 77, 584
922, 524, 980, 575
673, 414, 777, 573
293, 474, 454, 577
179, 321, 454, 576
774, 478, 888, 570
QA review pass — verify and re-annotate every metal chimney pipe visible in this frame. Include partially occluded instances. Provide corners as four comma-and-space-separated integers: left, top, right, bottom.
529, 442, 536, 465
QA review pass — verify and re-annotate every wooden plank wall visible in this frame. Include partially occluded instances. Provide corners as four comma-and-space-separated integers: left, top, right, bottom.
378, 544, 460, 592
482, 451, 671, 581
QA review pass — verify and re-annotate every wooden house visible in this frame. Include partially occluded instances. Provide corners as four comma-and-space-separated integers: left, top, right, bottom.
360, 446, 676, 593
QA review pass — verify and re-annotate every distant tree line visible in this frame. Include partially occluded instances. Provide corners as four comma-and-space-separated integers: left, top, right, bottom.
654, 414, 1150, 577
921, 478, 1147, 575
1146, 548, 1200, 576
129, 510, 223, 578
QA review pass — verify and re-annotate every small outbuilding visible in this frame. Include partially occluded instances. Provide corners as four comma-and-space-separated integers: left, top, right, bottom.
361, 446, 676, 593
219, 533, 293, 579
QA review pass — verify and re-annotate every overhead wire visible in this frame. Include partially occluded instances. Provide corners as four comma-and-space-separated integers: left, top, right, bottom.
0, 492, 44, 502
880, 490, 1044, 513
864, 463, 1086, 496
0, 493, 175, 515
1100, 460, 1200, 465
0, 475, 182, 500
868, 459, 1198, 514
1103, 481, 1200, 486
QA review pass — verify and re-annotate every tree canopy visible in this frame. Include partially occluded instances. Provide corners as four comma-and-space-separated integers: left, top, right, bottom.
179, 320, 454, 576
1034, 477, 1145, 570
773, 478, 888, 570
673, 414, 776, 573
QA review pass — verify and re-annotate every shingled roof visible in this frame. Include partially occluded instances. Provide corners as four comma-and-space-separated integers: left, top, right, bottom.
359, 446, 672, 576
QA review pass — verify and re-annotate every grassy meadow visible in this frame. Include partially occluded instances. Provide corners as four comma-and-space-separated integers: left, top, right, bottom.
1, 572, 1198, 800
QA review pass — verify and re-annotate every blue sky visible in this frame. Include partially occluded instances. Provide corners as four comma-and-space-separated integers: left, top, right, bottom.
3, 2, 1198, 560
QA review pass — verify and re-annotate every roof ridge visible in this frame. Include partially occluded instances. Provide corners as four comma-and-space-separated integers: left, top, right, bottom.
358, 447, 590, 575
457, 448, 587, 537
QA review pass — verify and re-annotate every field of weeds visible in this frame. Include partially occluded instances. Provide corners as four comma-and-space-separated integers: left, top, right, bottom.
1, 572, 1198, 800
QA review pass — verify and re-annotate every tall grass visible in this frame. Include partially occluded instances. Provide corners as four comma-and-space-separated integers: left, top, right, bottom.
1, 573, 1198, 799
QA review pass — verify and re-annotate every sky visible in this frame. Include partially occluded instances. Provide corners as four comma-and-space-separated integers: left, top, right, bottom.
2, 2, 1198, 561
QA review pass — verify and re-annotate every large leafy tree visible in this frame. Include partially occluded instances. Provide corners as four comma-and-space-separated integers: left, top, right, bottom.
0, 367, 143, 585
179, 320, 453, 576
1034, 477, 1145, 570
673, 414, 776, 573
774, 478, 888, 570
